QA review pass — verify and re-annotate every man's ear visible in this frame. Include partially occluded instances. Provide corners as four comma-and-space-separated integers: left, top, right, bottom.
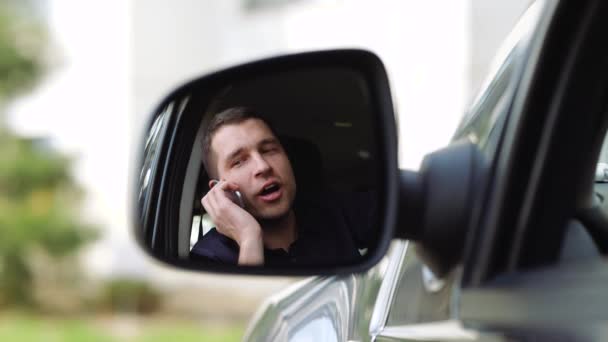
204, 150, 219, 188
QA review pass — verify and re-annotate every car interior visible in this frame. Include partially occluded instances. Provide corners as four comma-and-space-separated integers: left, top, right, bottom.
172, 68, 382, 261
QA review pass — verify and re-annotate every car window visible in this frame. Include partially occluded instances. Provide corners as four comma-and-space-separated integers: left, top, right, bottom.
138, 104, 171, 234
596, 135, 608, 178
455, 46, 515, 154
593, 134, 608, 215
454, 2, 541, 158
138, 96, 189, 246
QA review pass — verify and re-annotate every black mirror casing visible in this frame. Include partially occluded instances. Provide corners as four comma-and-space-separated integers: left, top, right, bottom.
133, 49, 399, 276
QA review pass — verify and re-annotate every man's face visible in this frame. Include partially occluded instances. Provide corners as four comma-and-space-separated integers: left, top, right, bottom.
210, 118, 296, 220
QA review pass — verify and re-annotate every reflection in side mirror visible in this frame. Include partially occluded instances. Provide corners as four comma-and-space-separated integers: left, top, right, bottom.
133, 50, 399, 276
596, 163, 608, 182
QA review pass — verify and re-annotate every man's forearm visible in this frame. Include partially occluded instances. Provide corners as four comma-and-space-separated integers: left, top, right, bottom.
238, 237, 264, 266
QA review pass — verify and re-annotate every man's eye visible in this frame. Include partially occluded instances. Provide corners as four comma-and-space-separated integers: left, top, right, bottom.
262, 147, 279, 154
231, 159, 243, 167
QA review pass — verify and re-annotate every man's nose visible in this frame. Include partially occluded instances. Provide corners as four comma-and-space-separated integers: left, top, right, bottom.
252, 153, 271, 176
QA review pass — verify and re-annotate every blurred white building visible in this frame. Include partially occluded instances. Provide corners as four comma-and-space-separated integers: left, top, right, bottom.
132, 0, 470, 169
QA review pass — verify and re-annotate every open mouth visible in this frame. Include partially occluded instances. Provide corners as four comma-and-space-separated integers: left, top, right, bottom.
259, 183, 280, 196
258, 182, 282, 202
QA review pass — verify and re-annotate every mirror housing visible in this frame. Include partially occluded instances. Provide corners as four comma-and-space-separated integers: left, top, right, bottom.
396, 141, 487, 277
133, 49, 399, 276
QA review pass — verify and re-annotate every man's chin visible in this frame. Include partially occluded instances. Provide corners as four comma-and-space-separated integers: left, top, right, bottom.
255, 208, 291, 225
257, 213, 288, 223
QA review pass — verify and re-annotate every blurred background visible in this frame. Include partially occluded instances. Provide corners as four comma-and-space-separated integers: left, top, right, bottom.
1, 0, 531, 341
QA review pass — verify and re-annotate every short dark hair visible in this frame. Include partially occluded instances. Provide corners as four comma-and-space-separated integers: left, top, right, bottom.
201, 107, 276, 178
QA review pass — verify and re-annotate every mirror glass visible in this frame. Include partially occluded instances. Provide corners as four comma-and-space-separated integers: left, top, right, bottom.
137, 66, 385, 270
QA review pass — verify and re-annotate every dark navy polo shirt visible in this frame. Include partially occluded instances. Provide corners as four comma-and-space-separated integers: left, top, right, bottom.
189, 192, 376, 266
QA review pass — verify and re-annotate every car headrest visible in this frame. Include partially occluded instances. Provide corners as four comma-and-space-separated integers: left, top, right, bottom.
281, 135, 326, 199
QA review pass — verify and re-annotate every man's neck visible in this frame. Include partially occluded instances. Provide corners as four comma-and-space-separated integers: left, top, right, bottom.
260, 210, 297, 251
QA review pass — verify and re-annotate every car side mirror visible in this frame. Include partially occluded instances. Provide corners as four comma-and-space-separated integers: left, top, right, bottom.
133, 49, 400, 276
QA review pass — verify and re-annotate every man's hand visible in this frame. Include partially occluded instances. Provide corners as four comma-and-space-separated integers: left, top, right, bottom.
201, 181, 264, 265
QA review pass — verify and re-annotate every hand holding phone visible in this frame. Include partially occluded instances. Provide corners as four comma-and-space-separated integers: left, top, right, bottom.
209, 179, 245, 208
202, 180, 263, 264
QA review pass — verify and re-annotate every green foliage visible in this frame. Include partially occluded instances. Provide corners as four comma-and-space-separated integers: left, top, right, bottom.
132, 322, 244, 342
0, 1, 96, 308
97, 279, 163, 315
0, 3, 45, 102
0, 132, 97, 307
0, 314, 114, 342
0, 314, 245, 342
0, 135, 70, 198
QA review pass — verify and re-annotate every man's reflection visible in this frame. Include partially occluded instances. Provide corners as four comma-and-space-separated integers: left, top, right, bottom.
190, 107, 374, 266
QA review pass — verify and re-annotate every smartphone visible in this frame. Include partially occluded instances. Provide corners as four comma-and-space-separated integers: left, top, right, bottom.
210, 180, 245, 208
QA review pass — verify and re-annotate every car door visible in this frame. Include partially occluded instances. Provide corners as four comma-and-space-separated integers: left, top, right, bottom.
458, 0, 608, 340
369, 2, 541, 341
373, 0, 608, 340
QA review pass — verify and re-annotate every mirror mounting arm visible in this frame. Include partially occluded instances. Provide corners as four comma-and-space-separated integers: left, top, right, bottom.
396, 169, 424, 240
